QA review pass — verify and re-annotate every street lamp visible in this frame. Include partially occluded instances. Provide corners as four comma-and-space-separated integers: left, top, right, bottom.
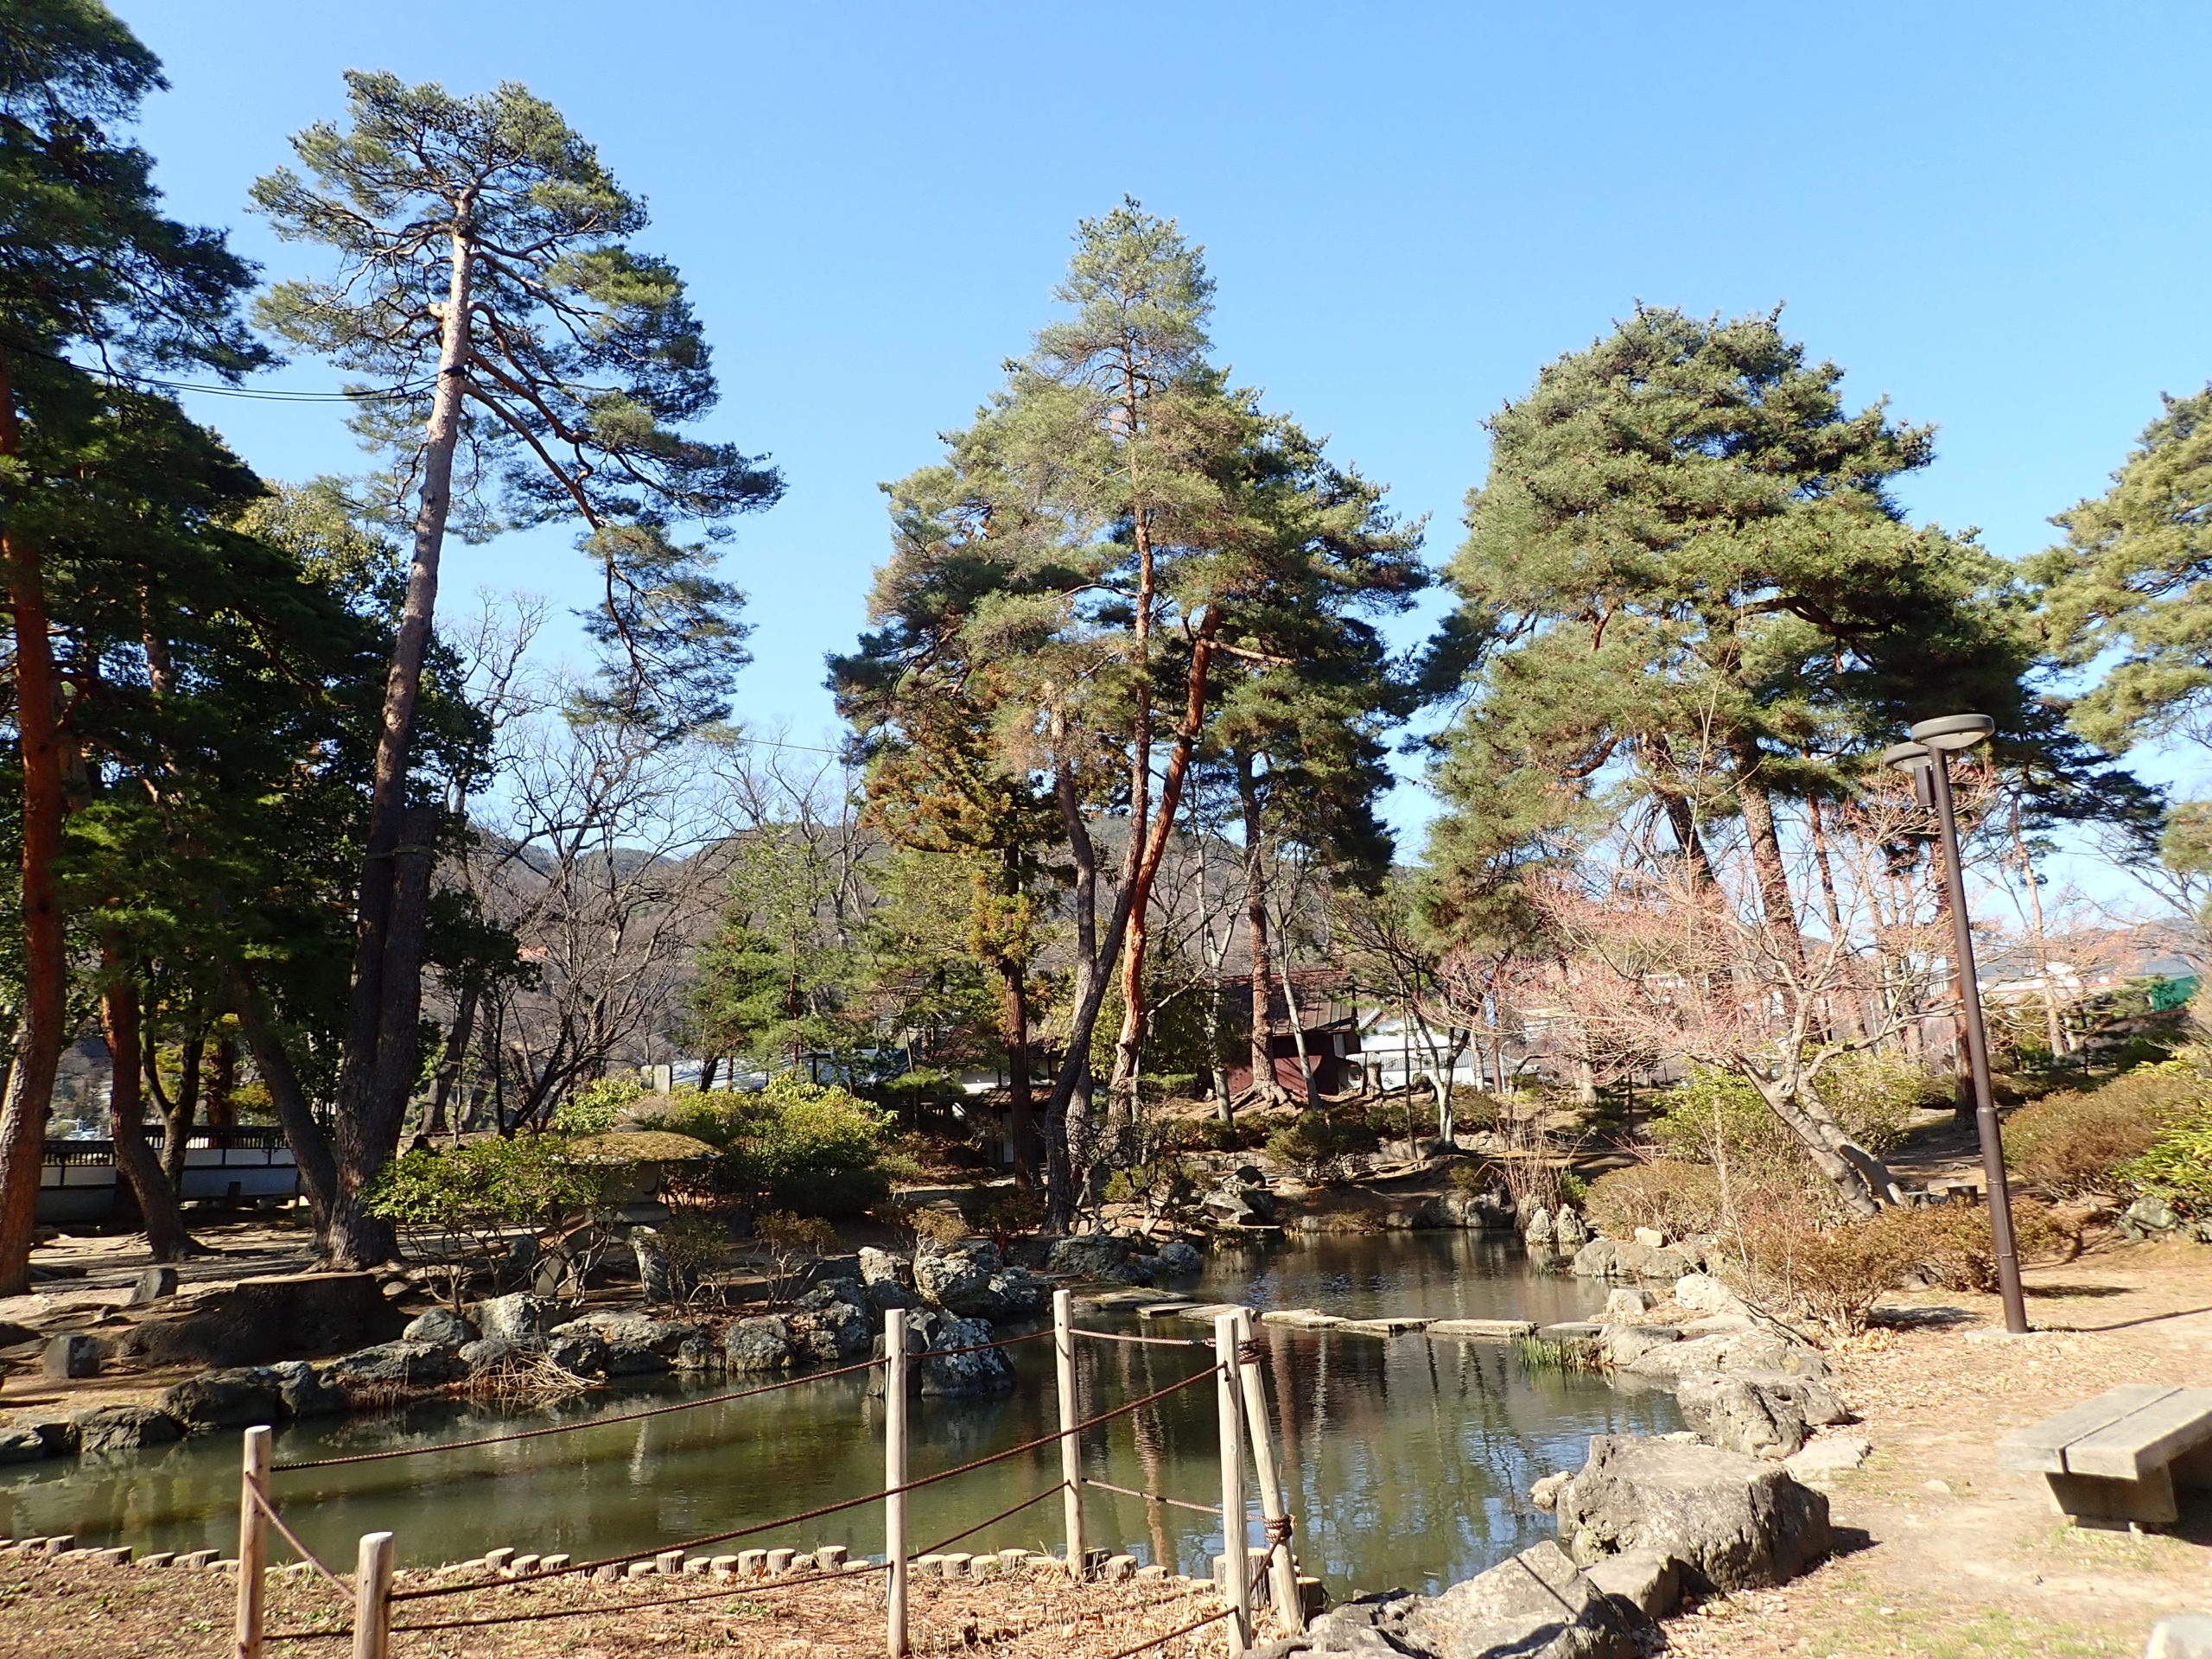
1879, 714, 2030, 1334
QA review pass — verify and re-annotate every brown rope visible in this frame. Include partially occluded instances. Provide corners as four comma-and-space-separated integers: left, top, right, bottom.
273, 1353, 887, 1471
1071, 1327, 1211, 1349
250, 1487, 353, 1602
1081, 1478, 1223, 1517
391, 1359, 1226, 1602
1236, 1338, 1263, 1366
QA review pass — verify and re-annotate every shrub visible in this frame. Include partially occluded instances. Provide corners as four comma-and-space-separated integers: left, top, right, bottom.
640, 1074, 899, 1217
1187, 1114, 1267, 1154
1265, 1111, 1379, 1184
2007, 1065, 2204, 1198
2123, 1109, 2212, 1215
1721, 1198, 2081, 1338
959, 1185, 1045, 1248
556, 1075, 646, 1135
1584, 1160, 1726, 1238
1652, 1058, 1929, 1198
366, 1135, 613, 1305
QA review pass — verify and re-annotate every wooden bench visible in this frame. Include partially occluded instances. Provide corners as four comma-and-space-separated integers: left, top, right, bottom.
1997, 1384, 2212, 1527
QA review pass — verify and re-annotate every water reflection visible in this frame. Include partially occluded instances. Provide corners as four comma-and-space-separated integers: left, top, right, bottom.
0, 1232, 1675, 1595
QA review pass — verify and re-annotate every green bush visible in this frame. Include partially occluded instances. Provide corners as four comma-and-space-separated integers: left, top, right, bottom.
641, 1074, 902, 1217
366, 1135, 613, 1302
1653, 1058, 1926, 1191
2005, 1065, 2198, 1198
1584, 1160, 1726, 1238
1265, 1111, 1379, 1183
2123, 1105, 2212, 1215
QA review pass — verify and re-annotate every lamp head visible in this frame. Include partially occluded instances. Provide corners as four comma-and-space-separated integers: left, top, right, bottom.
1878, 741, 1933, 771
1908, 713, 1995, 752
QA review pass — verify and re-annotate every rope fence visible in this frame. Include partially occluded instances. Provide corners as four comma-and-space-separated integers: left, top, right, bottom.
235, 1292, 1306, 1659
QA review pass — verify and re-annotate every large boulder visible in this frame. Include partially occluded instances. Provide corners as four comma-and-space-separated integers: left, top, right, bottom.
917, 1316, 1017, 1396
724, 1316, 798, 1374
403, 1307, 478, 1348
157, 1366, 284, 1432
545, 1329, 611, 1376
1046, 1235, 1131, 1278
1555, 1435, 1831, 1592
1623, 1331, 1830, 1383
1205, 1185, 1277, 1228
1599, 1325, 1681, 1369
1674, 1371, 1810, 1459
1392, 1541, 1632, 1659
788, 1301, 872, 1363
1154, 1239, 1204, 1279
73, 1404, 183, 1456
471, 1294, 559, 1343
912, 1241, 1048, 1319
858, 1246, 906, 1287
0, 1420, 57, 1464
117, 1272, 401, 1369
1249, 1543, 1630, 1659
270, 1360, 344, 1419
456, 1337, 534, 1377
1673, 1273, 1742, 1314
554, 1312, 706, 1376
327, 1340, 461, 1391
1569, 1238, 1617, 1278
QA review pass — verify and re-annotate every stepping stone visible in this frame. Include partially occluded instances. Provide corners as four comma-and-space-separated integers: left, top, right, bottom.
1536, 1322, 1603, 1342
626, 1560, 658, 1580
737, 1549, 767, 1576
540, 1554, 570, 1573
1260, 1309, 1344, 1329
593, 1564, 622, 1583
765, 1548, 796, 1575
655, 1549, 685, 1575
137, 1552, 175, 1569
175, 1550, 218, 1569
709, 1555, 739, 1576
815, 1545, 847, 1570
484, 1547, 515, 1571
914, 1554, 947, 1577
1173, 1304, 1249, 1325
1343, 1317, 1432, 1337
1427, 1319, 1536, 1340
1136, 1563, 1167, 1580
39, 1537, 74, 1556
87, 1547, 132, 1566
1103, 1554, 1137, 1581
969, 1555, 999, 1579
683, 1556, 711, 1574
508, 1554, 539, 1576
1079, 1290, 1156, 1311
940, 1552, 972, 1578
997, 1548, 1027, 1573
1136, 1303, 1198, 1320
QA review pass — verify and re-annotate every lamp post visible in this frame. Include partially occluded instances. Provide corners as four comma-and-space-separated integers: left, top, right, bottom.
1878, 715, 2031, 1334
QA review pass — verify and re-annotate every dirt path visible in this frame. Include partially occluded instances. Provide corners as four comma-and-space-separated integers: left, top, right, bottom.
1656, 1236, 2212, 1657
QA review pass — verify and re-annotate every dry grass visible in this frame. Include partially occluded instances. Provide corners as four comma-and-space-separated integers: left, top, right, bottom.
0, 1554, 1248, 1659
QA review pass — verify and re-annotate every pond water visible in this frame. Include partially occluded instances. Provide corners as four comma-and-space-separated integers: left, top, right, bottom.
0, 1233, 1677, 1597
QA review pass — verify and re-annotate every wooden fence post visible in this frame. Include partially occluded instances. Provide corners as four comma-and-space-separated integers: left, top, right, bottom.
352, 1531, 393, 1659
1234, 1309, 1304, 1635
235, 1425, 270, 1659
1213, 1313, 1249, 1657
1053, 1287, 1084, 1578
885, 1306, 909, 1659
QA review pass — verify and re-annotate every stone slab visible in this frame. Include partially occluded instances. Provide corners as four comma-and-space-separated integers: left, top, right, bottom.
1427, 1319, 1538, 1339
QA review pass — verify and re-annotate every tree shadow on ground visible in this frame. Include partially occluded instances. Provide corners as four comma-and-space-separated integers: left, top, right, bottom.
1870, 1306, 1975, 1330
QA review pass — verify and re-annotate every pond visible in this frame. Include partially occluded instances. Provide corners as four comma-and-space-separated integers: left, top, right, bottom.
0, 1232, 1679, 1597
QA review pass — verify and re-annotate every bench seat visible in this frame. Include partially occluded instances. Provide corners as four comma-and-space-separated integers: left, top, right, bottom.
1997, 1384, 2212, 1527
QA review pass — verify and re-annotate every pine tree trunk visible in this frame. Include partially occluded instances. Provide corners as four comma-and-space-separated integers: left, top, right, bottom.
0, 342, 66, 1295
1732, 753, 1804, 956
1003, 964, 1035, 1185
100, 965, 195, 1261
1238, 757, 1279, 1104
329, 230, 474, 1268
423, 983, 480, 1137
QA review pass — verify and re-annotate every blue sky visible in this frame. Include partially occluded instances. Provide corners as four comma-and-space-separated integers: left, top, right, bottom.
118, 0, 2212, 850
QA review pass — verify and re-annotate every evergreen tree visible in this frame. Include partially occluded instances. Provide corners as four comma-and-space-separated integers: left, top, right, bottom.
2036, 385, 2212, 751
0, 1, 268, 1290
251, 73, 780, 1264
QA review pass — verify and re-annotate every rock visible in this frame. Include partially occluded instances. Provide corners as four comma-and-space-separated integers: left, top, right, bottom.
1114, 1256, 1158, 1286
557, 1312, 706, 1374
1599, 1325, 1681, 1369
456, 1337, 534, 1376
858, 1246, 906, 1287
1390, 1541, 1631, 1659
1675, 1371, 1810, 1459
1554, 1210, 1589, 1249
0, 1420, 55, 1464
269, 1360, 344, 1419
1204, 1185, 1277, 1228
471, 1293, 561, 1343
157, 1366, 283, 1431
1623, 1331, 1830, 1383
1531, 1471, 1571, 1511
1524, 1205, 1555, 1243
787, 1301, 871, 1363
1539, 1321, 1604, 1342
1569, 1238, 1617, 1277
724, 1316, 797, 1374
1782, 1434, 1872, 1482
1581, 1549, 1680, 1621
632, 1230, 674, 1303
1555, 1434, 1831, 1592
673, 1333, 721, 1371
129, 1266, 180, 1306
917, 1316, 1016, 1395
864, 1278, 920, 1315
545, 1330, 610, 1376
1046, 1235, 1131, 1278
42, 1333, 99, 1380
1427, 1318, 1536, 1339
1681, 1313, 1757, 1335
2121, 1195, 2183, 1239
2145, 1616, 2212, 1659
1733, 1370, 1849, 1427
1673, 1273, 1741, 1314
402, 1307, 479, 1348
72, 1405, 183, 1456
1631, 1228, 1667, 1250
1154, 1240, 1203, 1278
327, 1340, 461, 1390
1637, 1247, 1692, 1281
912, 1241, 1047, 1319
1604, 1287, 1651, 1319
115, 1273, 401, 1370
